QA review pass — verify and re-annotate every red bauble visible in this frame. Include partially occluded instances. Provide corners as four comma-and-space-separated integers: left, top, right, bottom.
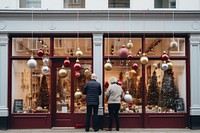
74, 62, 81, 71
119, 45, 128, 59
37, 49, 44, 57
132, 63, 138, 70
64, 59, 70, 67
104, 82, 109, 88
161, 52, 169, 61
117, 80, 122, 86
75, 72, 81, 78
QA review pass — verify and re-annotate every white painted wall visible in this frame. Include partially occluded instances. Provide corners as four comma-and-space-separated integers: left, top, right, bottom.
0, 0, 200, 10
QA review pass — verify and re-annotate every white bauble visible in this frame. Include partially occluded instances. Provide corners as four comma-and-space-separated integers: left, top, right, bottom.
41, 66, 50, 75
27, 56, 37, 68
124, 91, 133, 103
161, 61, 168, 71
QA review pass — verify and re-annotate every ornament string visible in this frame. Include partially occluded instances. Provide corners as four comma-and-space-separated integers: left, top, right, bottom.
172, 10, 175, 39
77, 9, 80, 49
107, 10, 110, 61
31, 8, 34, 56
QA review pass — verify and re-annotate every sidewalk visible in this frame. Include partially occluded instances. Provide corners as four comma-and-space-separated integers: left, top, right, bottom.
0, 127, 200, 133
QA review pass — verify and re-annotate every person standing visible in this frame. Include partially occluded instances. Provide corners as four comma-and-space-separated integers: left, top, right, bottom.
83, 73, 102, 132
105, 77, 123, 131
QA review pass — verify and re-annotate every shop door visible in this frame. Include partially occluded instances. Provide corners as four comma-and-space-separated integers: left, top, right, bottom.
52, 60, 92, 127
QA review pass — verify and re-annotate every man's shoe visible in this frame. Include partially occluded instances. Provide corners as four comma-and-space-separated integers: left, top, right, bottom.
85, 129, 89, 132
116, 128, 119, 131
106, 128, 112, 131
94, 129, 99, 132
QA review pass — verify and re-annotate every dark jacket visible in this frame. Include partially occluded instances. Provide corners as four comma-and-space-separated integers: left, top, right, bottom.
83, 79, 101, 105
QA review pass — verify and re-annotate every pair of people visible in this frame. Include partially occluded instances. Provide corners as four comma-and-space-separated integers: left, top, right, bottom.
83, 74, 123, 132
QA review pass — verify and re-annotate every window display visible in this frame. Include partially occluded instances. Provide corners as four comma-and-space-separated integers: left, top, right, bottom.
12, 60, 51, 113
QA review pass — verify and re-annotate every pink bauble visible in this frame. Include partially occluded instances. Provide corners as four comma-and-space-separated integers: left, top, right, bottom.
64, 59, 70, 67
37, 49, 44, 57
119, 45, 128, 58
74, 62, 81, 71
75, 72, 81, 78
161, 52, 169, 61
132, 63, 138, 70
117, 80, 122, 86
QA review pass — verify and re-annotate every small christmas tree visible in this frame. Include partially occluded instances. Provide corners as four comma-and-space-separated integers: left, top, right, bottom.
147, 70, 159, 105
159, 69, 179, 110
38, 75, 49, 109
56, 77, 63, 99
136, 77, 143, 105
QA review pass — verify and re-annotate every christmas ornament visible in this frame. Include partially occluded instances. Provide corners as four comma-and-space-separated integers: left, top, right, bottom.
153, 63, 158, 69
170, 39, 178, 48
119, 45, 128, 59
41, 66, 50, 75
64, 58, 70, 67
161, 61, 168, 71
140, 53, 148, 65
74, 88, 83, 99
42, 57, 49, 66
167, 60, 173, 69
58, 66, 68, 78
117, 80, 122, 86
75, 48, 83, 59
75, 72, 81, 78
104, 81, 109, 88
104, 59, 112, 71
84, 68, 91, 77
37, 49, 44, 57
132, 63, 138, 70
74, 60, 82, 71
124, 91, 133, 103
126, 40, 133, 49
130, 70, 136, 74
161, 51, 169, 61
27, 55, 37, 68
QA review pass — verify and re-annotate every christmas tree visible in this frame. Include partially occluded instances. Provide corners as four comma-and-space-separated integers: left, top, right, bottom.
56, 77, 63, 100
159, 69, 179, 110
38, 75, 49, 109
136, 77, 143, 105
147, 70, 159, 105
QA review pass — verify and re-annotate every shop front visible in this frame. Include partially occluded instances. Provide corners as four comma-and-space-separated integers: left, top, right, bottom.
8, 33, 189, 128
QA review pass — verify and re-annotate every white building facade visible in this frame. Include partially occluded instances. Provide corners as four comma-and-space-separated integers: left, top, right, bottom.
0, 0, 200, 129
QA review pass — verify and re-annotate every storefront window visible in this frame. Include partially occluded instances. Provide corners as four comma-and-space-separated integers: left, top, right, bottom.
74, 60, 92, 113
12, 38, 50, 56
104, 60, 142, 113
104, 38, 142, 57
54, 38, 92, 57
145, 60, 186, 113
145, 38, 185, 56
12, 60, 51, 113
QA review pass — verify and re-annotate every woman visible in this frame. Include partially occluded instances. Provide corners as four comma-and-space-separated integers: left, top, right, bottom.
105, 77, 123, 131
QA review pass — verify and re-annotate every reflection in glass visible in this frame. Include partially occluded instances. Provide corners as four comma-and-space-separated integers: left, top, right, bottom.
104, 60, 142, 113
145, 60, 186, 113
12, 60, 51, 113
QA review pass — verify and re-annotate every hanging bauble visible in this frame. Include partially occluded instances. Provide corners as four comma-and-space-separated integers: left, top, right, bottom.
170, 39, 178, 48
132, 63, 138, 70
42, 57, 49, 66
140, 53, 148, 65
75, 48, 83, 59
126, 40, 133, 49
84, 68, 91, 77
130, 70, 136, 75
117, 80, 122, 86
161, 61, 168, 71
75, 72, 81, 78
37, 49, 44, 57
64, 58, 70, 67
124, 91, 133, 103
104, 59, 112, 71
119, 45, 128, 59
161, 51, 169, 61
58, 66, 68, 78
27, 55, 37, 68
74, 88, 83, 99
41, 65, 50, 75
125, 71, 129, 79
167, 60, 173, 69
104, 81, 109, 88
127, 51, 133, 59
74, 60, 82, 71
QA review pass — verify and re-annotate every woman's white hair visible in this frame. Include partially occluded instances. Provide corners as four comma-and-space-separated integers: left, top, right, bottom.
91, 73, 97, 79
109, 77, 117, 84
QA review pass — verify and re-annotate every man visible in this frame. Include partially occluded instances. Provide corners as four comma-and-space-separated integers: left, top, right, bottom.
83, 73, 101, 132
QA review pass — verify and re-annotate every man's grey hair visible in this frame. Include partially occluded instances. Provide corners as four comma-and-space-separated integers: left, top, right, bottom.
91, 73, 97, 79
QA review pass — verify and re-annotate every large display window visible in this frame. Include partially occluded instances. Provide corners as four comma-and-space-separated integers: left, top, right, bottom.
12, 60, 51, 114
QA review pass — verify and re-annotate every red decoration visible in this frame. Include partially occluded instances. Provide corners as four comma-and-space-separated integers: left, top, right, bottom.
104, 82, 109, 88
75, 72, 81, 78
119, 45, 128, 59
37, 49, 44, 57
64, 59, 70, 67
74, 62, 81, 71
117, 80, 122, 86
161, 51, 169, 61
132, 63, 138, 70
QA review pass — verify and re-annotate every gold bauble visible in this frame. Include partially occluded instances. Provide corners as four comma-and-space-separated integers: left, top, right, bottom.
104, 59, 112, 71
170, 39, 178, 48
126, 40, 133, 49
74, 88, 83, 99
140, 53, 148, 65
58, 66, 68, 78
75, 48, 83, 59
84, 69, 91, 77
167, 62, 173, 69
